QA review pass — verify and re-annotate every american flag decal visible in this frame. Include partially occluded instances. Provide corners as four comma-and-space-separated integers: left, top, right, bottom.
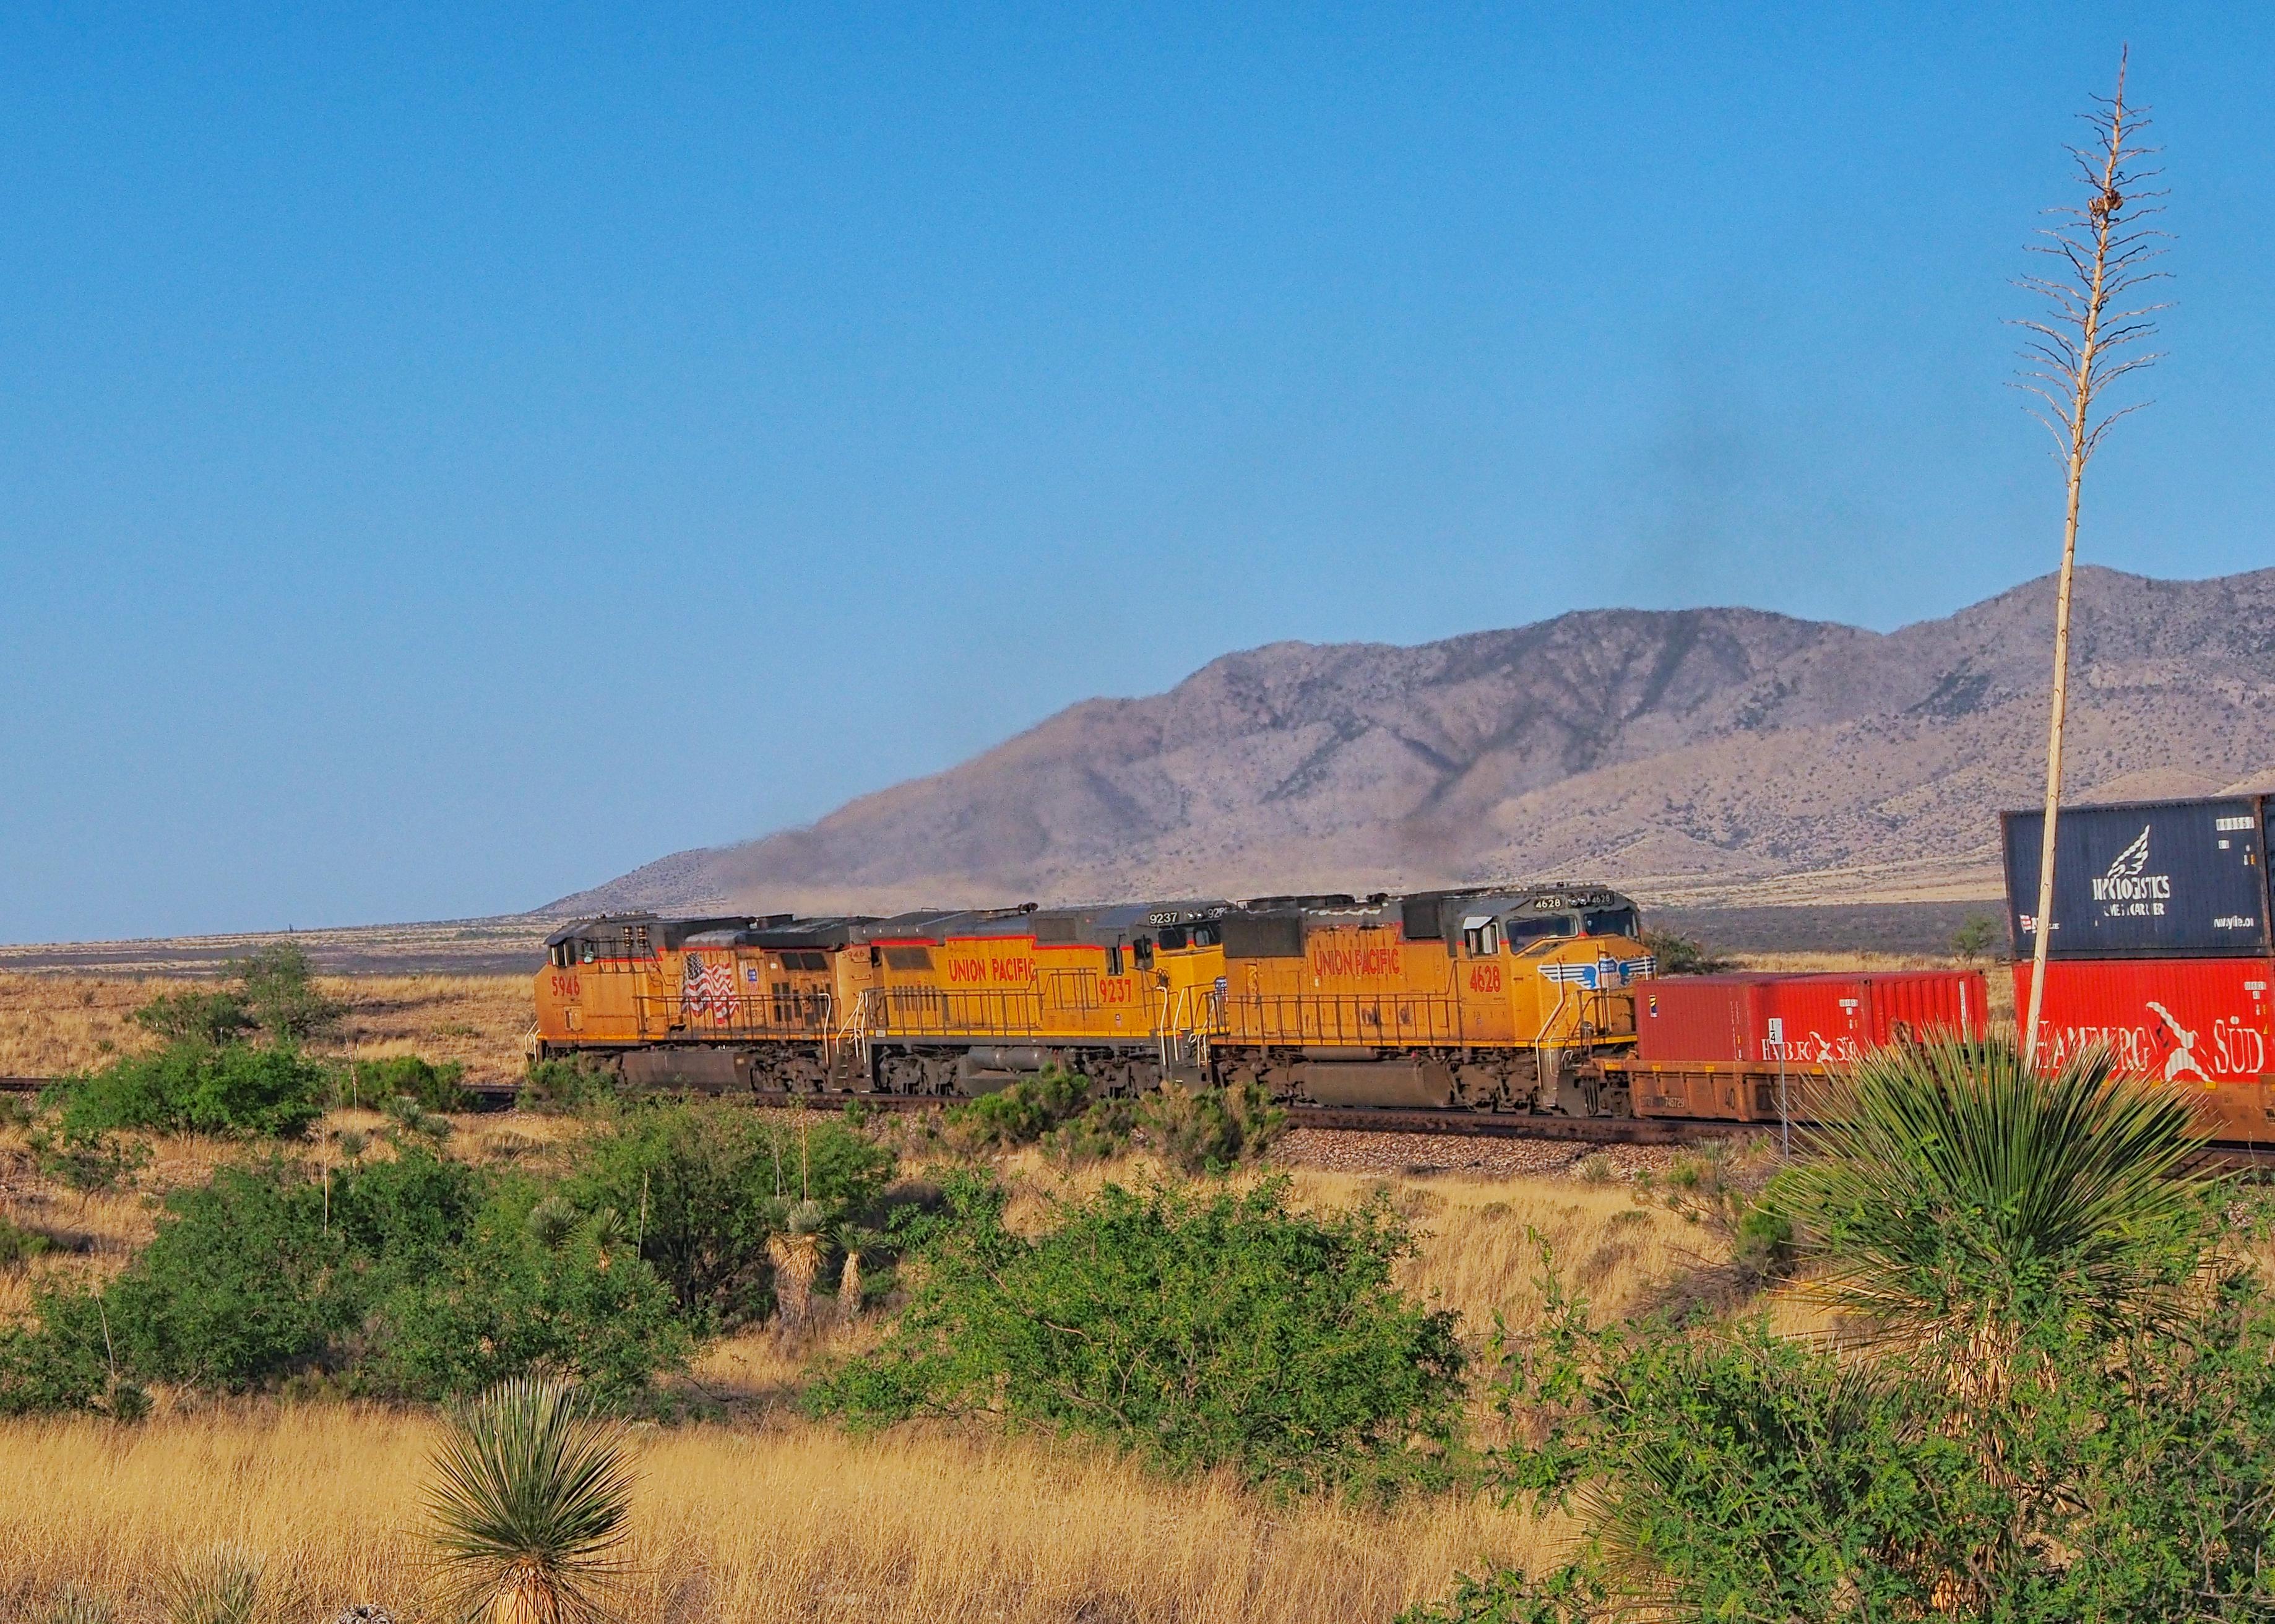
683, 952, 740, 1026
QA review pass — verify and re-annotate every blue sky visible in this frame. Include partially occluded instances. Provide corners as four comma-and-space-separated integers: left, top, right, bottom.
2, 4, 2270, 943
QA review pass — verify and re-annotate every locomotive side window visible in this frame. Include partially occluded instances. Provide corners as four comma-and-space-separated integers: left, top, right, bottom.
1133, 938, 1155, 971
1108, 943, 1125, 976
1462, 917, 1500, 957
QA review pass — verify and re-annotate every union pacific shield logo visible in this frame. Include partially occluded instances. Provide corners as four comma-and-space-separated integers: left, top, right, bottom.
1539, 954, 1656, 990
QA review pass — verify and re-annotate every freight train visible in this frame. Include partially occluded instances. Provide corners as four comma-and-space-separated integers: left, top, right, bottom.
529, 794, 2275, 1140
536, 884, 1660, 1113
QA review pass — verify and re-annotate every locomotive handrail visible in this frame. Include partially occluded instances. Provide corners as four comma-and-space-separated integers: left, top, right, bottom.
636, 989, 835, 1039
1222, 991, 1467, 1048
865, 985, 1047, 1041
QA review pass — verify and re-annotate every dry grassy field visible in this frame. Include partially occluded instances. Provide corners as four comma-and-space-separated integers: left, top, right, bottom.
0, 960, 1829, 1621
0, 1147, 1708, 1623
0, 972, 535, 1082
0, 1101, 1731, 1621
0, 1404, 1567, 1623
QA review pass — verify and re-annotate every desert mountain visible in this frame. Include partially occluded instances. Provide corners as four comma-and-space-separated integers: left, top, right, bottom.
552, 566, 2275, 916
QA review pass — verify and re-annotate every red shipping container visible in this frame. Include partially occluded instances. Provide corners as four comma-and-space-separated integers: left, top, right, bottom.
1634, 975, 1778, 1065
1636, 971, 1988, 1069
2014, 957, 2273, 1084
1761, 971, 1988, 1067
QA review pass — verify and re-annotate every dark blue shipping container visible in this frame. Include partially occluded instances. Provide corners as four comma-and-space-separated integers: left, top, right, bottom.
2003, 797, 2273, 959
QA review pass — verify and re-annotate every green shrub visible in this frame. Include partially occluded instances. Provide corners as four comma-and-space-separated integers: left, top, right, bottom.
1453, 1216, 2275, 1624
367, 1183, 688, 1403
1040, 1097, 1138, 1165
131, 988, 253, 1047
26, 1127, 150, 1194
230, 942, 345, 1045
1728, 1201, 1794, 1284
51, 1043, 328, 1139
1394, 1565, 1606, 1624
561, 1100, 893, 1324
102, 1165, 352, 1389
522, 1055, 619, 1111
0, 1141, 699, 1407
1640, 931, 1733, 976
329, 1147, 490, 1289
1951, 914, 2001, 961
348, 1054, 468, 1113
0, 1289, 110, 1416
813, 1173, 1464, 1494
1138, 1080, 1285, 1173
0, 1217, 53, 1268
941, 1066, 1092, 1149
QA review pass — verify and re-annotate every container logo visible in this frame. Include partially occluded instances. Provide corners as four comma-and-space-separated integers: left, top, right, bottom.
2090, 826, 2172, 916
2144, 1001, 2212, 1084
1763, 1021, 1861, 1066
2037, 1002, 2268, 1082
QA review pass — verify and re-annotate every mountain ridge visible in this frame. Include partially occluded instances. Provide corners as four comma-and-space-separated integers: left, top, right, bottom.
553, 565, 2275, 917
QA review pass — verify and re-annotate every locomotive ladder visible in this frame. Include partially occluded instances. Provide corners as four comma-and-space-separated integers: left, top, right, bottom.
1157, 983, 1223, 1076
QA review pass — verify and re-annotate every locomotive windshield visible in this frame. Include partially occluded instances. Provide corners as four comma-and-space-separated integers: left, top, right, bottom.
1583, 907, 1638, 938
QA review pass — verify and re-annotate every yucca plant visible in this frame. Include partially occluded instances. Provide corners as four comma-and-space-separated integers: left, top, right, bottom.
1783, 1036, 2214, 1398
767, 1199, 826, 1335
38, 1585, 116, 1624
426, 1376, 634, 1624
163, 1547, 262, 1624
831, 1220, 879, 1328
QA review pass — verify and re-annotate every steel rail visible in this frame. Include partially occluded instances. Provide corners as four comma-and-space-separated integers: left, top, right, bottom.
9, 1073, 2274, 1166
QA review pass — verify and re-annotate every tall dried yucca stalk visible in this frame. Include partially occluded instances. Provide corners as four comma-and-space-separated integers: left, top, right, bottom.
425, 1376, 633, 1624
2011, 48, 2169, 1061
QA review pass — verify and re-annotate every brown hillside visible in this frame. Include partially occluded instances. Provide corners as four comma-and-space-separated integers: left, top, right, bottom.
553, 566, 2275, 914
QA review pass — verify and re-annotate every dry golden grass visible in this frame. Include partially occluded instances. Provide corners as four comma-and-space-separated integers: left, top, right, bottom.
0, 972, 535, 1082
334, 974, 534, 1081
0, 1100, 1739, 1618
0, 1134, 1671, 1621
0, 972, 154, 1078
0, 1404, 1557, 1622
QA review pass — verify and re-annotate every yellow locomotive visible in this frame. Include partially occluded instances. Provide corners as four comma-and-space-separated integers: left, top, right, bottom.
534, 883, 1656, 1113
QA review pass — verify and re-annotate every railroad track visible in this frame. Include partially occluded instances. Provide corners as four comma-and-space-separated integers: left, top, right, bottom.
0, 1074, 1755, 1146
8, 1074, 2272, 1166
